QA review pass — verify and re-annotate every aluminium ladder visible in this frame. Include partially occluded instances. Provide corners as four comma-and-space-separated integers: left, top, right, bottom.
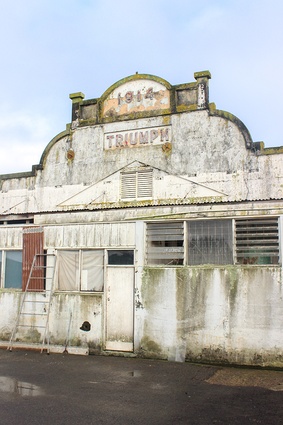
7, 253, 57, 354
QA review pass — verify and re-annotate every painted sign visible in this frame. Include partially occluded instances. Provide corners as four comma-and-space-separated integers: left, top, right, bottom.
103, 79, 170, 118
104, 125, 171, 150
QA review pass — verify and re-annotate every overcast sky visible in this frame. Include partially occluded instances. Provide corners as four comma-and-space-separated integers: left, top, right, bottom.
0, 0, 282, 174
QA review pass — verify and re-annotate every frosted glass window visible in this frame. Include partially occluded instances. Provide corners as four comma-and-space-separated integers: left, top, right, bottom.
58, 251, 80, 291
57, 250, 104, 291
81, 250, 104, 291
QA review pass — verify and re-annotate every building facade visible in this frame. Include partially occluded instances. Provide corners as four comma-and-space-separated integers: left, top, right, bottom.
0, 71, 282, 366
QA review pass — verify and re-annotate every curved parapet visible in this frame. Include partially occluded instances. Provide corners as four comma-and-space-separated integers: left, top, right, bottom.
39, 127, 71, 169
209, 104, 254, 150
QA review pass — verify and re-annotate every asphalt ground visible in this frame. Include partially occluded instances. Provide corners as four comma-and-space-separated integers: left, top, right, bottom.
0, 349, 282, 424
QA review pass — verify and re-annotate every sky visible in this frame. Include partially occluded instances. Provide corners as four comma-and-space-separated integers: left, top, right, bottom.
0, 0, 282, 174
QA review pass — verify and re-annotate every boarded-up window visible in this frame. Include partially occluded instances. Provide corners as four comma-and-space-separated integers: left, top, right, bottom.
188, 220, 233, 265
235, 217, 279, 264
121, 169, 153, 199
22, 227, 44, 291
57, 250, 104, 291
147, 222, 184, 265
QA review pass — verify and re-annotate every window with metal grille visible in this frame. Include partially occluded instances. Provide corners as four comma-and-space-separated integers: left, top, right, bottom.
121, 169, 153, 199
235, 217, 279, 264
147, 222, 184, 265
188, 220, 233, 265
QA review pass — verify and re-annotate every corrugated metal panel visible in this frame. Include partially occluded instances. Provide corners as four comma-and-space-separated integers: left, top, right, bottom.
22, 227, 44, 291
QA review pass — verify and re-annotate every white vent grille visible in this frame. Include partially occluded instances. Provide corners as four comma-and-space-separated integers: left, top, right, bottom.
121, 169, 153, 199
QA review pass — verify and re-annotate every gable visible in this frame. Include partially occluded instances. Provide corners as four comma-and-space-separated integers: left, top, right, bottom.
58, 162, 226, 209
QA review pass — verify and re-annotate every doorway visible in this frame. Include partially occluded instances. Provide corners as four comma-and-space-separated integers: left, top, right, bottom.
105, 250, 134, 352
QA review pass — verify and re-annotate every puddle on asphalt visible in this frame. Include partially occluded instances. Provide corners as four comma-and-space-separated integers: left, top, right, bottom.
88, 370, 143, 385
0, 376, 44, 397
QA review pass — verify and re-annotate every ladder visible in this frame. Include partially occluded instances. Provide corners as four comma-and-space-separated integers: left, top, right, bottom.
7, 253, 57, 354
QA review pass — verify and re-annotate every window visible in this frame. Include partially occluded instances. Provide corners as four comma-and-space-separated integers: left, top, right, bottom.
235, 218, 279, 264
0, 250, 22, 289
147, 222, 184, 265
146, 217, 280, 266
108, 250, 134, 265
188, 220, 233, 265
57, 250, 104, 291
121, 169, 153, 199
0, 219, 34, 225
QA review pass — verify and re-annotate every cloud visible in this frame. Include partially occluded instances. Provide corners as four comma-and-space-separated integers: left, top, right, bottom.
0, 0, 282, 174
0, 109, 53, 174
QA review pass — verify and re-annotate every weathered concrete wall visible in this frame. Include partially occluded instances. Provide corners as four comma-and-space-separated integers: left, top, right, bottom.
139, 267, 283, 367
48, 293, 103, 351
0, 291, 103, 353
2, 265, 282, 366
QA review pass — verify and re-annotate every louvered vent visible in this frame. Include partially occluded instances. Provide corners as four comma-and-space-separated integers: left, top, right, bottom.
235, 217, 279, 264
121, 169, 153, 199
147, 222, 184, 265
137, 170, 153, 198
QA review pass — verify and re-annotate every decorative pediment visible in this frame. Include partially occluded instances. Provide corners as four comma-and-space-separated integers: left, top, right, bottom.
101, 75, 171, 119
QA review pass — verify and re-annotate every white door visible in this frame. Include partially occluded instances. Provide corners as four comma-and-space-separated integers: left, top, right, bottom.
105, 266, 134, 351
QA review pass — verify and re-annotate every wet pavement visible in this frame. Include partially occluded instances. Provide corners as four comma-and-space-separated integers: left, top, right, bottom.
0, 349, 282, 424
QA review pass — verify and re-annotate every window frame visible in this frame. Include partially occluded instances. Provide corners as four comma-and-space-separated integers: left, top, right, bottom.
107, 250, 135, 266
0, 249, 23, 289
57, 249, 105, 292
146, 216, 280, 267
235, 217, 280, 265
187, 219, 233, 265
146, 221, 184, 266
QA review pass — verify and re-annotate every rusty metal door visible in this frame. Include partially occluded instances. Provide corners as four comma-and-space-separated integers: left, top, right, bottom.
22, 227, 44, 291
105, 266, 134, 352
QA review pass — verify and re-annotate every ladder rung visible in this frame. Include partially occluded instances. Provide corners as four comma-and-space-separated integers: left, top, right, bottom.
30, 276, 44, 280
33, 266, 54, 269
23, 300, 49, 303
17, 324, 46, 328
